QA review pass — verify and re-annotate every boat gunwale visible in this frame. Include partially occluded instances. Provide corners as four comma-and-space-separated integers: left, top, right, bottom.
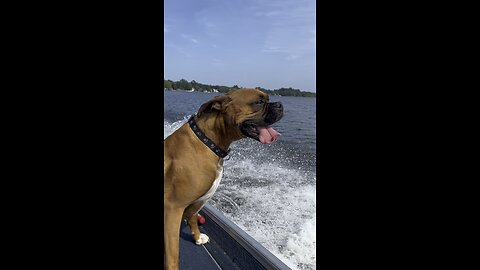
200, 204, 291, 270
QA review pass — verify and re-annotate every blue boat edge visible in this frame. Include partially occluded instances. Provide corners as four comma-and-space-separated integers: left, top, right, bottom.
198, 204, 292, 270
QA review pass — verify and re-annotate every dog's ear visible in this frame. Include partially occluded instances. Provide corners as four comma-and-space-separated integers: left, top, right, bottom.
197, 95, 232, 116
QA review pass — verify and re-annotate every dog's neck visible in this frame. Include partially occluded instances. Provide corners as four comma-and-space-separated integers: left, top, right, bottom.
193, 113, 240, 154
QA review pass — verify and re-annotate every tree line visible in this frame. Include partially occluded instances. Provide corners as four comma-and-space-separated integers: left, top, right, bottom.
164, 79, 316, 97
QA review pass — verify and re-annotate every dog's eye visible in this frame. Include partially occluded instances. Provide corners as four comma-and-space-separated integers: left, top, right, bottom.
255, 100, 264, 105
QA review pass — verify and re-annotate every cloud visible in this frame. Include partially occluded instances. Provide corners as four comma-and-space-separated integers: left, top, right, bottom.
211, 58, 225, 66
180, 34, 200, 44
254, 10, 282, 17
286, 54, 300, 61
165, 43, 192, 58
261, 46, 288, 53
257, 1, 316, 61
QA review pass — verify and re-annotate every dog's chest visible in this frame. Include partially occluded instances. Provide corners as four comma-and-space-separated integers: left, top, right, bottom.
195, 161, 224, 204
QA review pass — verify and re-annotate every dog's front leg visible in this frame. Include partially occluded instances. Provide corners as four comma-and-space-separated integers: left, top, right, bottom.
184, 202, 209, 245
164, 206, 184, 270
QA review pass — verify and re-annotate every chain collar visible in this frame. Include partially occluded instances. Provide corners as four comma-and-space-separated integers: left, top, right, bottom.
188, 115, 230, 159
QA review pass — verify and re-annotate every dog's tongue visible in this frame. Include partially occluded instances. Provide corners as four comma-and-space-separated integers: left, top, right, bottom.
258, 126, 281, 144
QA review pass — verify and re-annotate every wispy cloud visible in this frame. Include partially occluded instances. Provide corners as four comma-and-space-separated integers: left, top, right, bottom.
253, 0, 316, 61
261, 46, 288, 53
165, 43, 192, 58
211, 58, 225, 66
254, 10, 282, 17
180, 34, 199, 44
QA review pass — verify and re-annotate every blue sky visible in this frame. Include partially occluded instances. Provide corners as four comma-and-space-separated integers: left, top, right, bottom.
164, 0, 316, 93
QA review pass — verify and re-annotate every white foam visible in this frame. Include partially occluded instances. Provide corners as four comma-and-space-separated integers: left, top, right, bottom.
216, 185, 316, 270
164, 117, 189, 139
285, 215, 316, 269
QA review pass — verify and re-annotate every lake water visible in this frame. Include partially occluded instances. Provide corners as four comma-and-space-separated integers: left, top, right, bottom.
164, 90, 316, 270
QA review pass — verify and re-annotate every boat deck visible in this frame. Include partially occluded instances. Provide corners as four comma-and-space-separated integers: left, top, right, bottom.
177, 205, 291, 270
179, 220, 218, 269
179, 221, 233, 269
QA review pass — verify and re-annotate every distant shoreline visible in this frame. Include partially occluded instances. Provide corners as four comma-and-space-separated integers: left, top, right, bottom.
164, 88, 316, 98
164, 79, 316, 97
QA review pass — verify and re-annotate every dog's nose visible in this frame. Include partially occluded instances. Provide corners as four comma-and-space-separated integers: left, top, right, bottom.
265, 102, 284, 124
271, 102, 283, 111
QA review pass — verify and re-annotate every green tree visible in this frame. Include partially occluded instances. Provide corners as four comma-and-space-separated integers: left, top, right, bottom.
164, 79, 173, 89
177, 79, 192, 90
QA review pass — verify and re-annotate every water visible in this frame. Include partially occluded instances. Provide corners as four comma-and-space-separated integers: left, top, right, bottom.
164, 91, 316, 270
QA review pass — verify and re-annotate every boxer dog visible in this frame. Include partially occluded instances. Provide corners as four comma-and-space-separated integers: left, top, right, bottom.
164, 88, 283, 270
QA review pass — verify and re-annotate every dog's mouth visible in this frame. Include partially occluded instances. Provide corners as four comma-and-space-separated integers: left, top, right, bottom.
240, 120, 281, 144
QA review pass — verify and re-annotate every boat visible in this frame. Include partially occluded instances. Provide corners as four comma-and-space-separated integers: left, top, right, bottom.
178, 204, 291, 270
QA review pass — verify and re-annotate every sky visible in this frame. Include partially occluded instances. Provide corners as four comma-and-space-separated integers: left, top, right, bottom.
164, 0, 316, 93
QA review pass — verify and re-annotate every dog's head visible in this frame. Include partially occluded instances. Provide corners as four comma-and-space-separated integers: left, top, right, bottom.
197, 88, 283, 144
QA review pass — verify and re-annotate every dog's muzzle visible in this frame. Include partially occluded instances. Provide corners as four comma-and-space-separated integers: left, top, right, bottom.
240, 102, 284, 144
264, 102, 283, 125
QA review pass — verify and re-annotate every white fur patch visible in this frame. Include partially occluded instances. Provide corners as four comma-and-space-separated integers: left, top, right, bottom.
194, 160, 224, 206
191, 161, 222, 246
195, 233, 209, 245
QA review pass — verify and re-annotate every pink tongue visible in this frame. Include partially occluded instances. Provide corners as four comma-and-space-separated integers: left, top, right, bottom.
258, 126, 281, 144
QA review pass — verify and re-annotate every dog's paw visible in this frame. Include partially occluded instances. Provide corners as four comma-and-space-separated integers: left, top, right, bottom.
195, 233, 209, 245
